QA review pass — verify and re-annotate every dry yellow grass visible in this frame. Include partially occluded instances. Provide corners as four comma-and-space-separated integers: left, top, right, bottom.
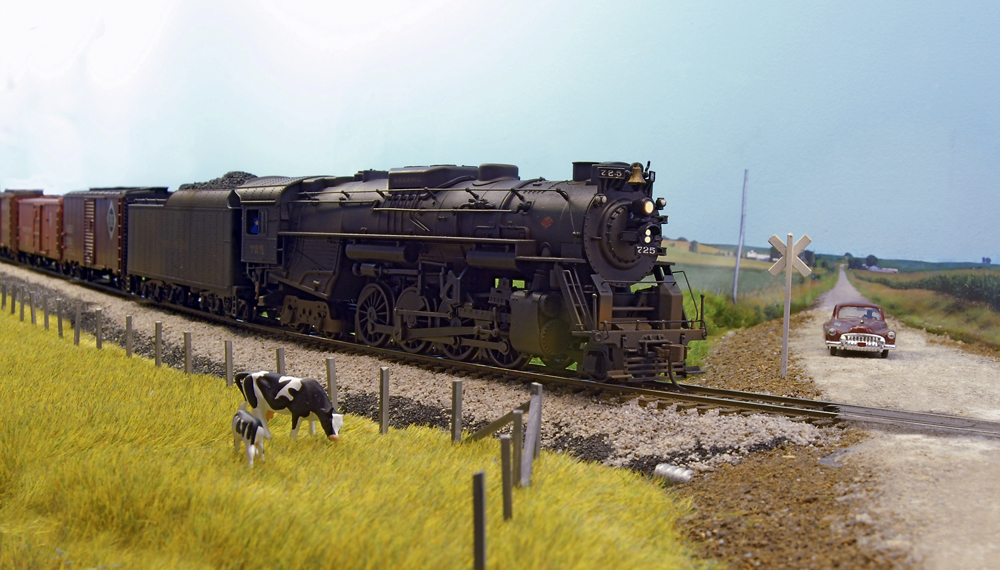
0, 307, 712, 569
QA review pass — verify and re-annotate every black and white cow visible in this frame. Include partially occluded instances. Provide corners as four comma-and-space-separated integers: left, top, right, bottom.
234, 371, 343, 442
232, 409, 271, 467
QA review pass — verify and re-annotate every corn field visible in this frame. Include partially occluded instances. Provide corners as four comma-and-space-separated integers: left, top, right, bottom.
854, 270, 1000, 312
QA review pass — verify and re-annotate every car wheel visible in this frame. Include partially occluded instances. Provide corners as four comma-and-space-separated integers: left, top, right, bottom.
881, 349, 889, 359
829, 347, 838, 356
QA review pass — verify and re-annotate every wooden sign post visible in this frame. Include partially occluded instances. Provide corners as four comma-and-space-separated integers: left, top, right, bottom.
768, 233, 812, 376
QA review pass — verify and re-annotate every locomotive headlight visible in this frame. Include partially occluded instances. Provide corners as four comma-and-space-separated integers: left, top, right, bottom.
632, 198, 655, 216
637, 222, 660, 244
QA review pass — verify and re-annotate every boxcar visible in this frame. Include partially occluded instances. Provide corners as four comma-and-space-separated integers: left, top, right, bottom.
0, 190, 43, 258
63, 187, 169, 284
17, 195, 63, 267
128, 187, 252, 316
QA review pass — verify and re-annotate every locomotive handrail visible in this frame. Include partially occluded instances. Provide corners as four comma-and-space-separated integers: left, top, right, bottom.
670, 269, 703, 324
278, 231, 533, 245
514, 256, 587, 264
370, 207, 517, 213
595, 318, 706, 332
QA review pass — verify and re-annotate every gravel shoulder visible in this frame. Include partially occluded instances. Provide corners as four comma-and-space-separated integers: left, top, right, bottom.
789, 267, 1000, 570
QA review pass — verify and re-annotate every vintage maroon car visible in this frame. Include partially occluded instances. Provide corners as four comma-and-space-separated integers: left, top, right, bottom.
824, 303, 896, 358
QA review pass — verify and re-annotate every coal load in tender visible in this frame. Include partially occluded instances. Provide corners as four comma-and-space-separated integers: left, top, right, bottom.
178, 171, 256, 190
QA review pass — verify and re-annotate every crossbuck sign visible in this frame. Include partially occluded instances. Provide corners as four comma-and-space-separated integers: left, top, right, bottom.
768, 233, 812, 377
768, 234, 812, 278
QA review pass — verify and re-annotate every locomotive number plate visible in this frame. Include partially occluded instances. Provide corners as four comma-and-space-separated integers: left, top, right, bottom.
598, 167, 627, 179
636, 245, 659, 256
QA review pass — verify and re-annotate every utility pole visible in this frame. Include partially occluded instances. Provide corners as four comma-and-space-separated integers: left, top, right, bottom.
732, 169, 749, 303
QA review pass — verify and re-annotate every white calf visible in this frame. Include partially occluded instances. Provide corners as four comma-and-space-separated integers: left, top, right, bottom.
232, 410, 271, 466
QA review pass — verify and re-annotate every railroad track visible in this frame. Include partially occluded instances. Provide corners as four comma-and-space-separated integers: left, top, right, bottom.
5, 261, 1000, 439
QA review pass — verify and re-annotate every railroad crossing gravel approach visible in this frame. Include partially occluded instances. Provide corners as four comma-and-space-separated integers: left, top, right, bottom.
790, 267, 1000, 570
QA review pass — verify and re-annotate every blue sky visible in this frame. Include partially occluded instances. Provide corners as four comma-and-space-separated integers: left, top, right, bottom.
1, 0, 997, 262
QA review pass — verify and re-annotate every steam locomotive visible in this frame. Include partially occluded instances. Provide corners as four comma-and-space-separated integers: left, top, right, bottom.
0, 161, 706, 382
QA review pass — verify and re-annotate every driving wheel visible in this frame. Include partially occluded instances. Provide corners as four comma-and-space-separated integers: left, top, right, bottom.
485, 339, 529, 369
355, 282, 393, 347
394, 287, 431, 354
439, 316, 477, 361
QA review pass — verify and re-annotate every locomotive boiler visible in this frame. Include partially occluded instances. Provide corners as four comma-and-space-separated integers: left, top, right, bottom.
224, 160, 706, 382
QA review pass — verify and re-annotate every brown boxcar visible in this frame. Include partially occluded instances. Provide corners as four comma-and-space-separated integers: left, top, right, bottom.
0, 189, 43, 257
17, 196, 64, 264
62, 187, 169, 284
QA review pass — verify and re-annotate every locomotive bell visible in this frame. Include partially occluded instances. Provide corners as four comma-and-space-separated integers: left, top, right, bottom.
627, 162, 646, 185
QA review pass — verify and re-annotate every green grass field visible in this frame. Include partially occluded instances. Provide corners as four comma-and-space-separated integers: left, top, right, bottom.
663, 246, 785, 298
0, 306, 710, 570
848, 270, 1000, 351
668, 251, 837, 367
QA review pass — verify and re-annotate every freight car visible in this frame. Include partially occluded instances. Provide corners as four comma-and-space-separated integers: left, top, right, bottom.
62, 187, 169, 286
0, 189, 43, 261
16, 194, 63, 268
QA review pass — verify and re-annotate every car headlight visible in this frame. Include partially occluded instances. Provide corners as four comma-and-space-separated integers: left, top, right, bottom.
887, 331, 895, 340
827, 328, 837, 337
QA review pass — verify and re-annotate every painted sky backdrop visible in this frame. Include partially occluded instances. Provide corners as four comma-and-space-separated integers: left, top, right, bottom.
1, 1, 997, 262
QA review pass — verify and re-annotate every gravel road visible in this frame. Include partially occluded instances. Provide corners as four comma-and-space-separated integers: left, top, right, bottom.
790, 266, 1000, 569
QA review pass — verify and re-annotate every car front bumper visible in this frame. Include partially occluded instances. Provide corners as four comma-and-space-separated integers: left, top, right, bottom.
827, 333, 895, 353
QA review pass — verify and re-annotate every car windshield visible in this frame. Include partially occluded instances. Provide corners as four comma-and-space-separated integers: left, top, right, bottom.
838, 306, 881, 320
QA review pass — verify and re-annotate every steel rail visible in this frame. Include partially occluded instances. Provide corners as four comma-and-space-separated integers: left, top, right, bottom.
5, 259, 1000, 436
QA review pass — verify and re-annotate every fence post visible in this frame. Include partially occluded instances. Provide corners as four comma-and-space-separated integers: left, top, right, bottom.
225, 341, 233, 386
9, 286, 14, 315
534, 383, 543, 458
95, 308, 102, 349
326, 357, 337, 411
29, 291, 35, 325
276, 348, 285, 374
125, 315, 133, 357
1, 283, 5, 310
57, 298, 63, 338
500, 435, 513, 521
184, 332, 192, 374
43, 296, 49, 330
512, 410, 523, 487
74, 302, 81, 345
473, 471, 486, 570
379, 366, 390, 435
452, 379, 463, 443
520, 383, 543, 487
20, 288, 25, 322
154, 321, 162, 366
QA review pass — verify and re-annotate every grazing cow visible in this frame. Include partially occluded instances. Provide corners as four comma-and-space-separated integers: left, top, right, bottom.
234, 371, 343, 442
232, 410, 271, 467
